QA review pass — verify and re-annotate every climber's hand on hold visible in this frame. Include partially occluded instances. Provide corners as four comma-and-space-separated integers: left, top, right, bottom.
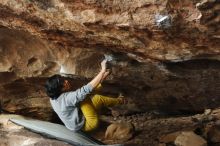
100, 68, 111, 83
101, 59, 107, 73
118, 93, 128, 104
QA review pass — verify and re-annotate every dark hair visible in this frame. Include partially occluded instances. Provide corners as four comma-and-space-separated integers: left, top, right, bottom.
45, 74, 64, 100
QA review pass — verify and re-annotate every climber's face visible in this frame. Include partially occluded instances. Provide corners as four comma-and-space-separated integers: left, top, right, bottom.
62, 79, 71, 92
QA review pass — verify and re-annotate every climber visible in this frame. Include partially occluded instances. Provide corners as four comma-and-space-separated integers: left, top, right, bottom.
45, 59, 126, 132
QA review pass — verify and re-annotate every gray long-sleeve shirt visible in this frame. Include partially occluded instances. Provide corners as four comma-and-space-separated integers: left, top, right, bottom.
50, 83, 93, 131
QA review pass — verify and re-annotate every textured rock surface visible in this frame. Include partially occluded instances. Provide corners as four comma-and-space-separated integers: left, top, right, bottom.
101, 108, 220, 145
0, 0, 219, 115
0, 0, 219, 61
0, 0, 219, 145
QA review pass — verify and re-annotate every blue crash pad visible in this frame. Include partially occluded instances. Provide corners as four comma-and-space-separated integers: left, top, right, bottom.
10, 117, 123, 146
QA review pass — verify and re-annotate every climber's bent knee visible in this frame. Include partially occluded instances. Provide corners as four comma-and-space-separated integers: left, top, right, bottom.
82, 116, 99, 132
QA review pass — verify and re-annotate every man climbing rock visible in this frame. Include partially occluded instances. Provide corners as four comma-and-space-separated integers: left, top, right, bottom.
45, 59, 125, 132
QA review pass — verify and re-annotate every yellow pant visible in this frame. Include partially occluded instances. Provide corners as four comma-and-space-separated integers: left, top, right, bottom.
80, 94, 122, 132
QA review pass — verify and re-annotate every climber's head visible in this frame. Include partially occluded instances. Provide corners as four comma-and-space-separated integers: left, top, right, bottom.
45, 74, 70, 100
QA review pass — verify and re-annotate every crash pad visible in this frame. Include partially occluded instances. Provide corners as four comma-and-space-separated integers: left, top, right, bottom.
10, 117, 123, 146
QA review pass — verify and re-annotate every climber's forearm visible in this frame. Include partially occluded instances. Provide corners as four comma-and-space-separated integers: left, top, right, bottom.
89, 70, 105, 89
100, 71, 109, 83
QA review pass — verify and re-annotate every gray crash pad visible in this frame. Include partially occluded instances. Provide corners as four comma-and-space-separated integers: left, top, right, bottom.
10, 117, 123, 146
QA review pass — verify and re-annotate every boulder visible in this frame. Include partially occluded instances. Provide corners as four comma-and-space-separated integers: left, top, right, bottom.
174, 131, 207, 146
105, 122, 134, 142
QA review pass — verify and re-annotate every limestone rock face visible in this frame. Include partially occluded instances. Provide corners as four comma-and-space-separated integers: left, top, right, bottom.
0, 0, 219, 61
0, 28, 61, 77
0, 0, 219, 119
